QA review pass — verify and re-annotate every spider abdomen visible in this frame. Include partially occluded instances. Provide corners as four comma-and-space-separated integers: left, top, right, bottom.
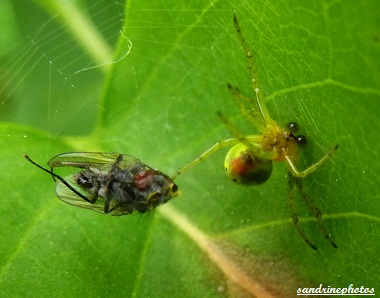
224, 143, 273, 186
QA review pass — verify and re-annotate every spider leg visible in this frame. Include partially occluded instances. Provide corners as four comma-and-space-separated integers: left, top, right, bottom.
217, 111, 263, 150
232, 14, 271, 124
294, 176, 337, 248
173, 138, 241, 179
288, 172, 317, 250
227, 83, 266, 132
218, 111, 278, 161
285, 144, 338, 178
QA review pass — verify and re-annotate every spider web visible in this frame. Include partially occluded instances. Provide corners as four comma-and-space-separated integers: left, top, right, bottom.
0, 0, 239, 156
0, 0, 127, 139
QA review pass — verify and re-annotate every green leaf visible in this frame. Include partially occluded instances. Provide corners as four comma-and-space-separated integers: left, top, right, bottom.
1, 0, 379, 297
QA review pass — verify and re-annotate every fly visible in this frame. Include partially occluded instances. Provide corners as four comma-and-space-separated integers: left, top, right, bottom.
24, 152, 178, 216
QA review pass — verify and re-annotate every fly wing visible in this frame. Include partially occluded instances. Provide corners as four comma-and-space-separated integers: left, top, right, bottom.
48, 152, 141, 171
55, 175, 106, 214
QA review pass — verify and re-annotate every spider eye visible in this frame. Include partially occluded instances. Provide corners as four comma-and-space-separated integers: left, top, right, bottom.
287, 122, 299, 133
224, 143, 273, 186
296, 135, 307, 146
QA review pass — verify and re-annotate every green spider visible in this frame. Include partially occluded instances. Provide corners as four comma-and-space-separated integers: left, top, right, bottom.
174, 15, 338, 250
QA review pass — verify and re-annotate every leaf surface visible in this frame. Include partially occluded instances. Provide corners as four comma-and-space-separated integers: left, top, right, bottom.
1, 0, 379, 297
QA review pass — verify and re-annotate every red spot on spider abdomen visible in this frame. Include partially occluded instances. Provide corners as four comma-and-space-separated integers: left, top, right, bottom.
231, 154, 255, 175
